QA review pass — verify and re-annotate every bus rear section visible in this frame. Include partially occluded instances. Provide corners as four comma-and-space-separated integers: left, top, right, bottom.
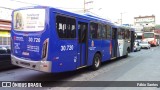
11, 7, 88, 73
143, 32, 159, 46
11, 8, 52, 72
117, 27, 131, 57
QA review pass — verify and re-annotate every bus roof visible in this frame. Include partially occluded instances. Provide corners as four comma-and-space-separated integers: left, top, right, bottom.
13, 6, 118, 27
14, 6, 135, 30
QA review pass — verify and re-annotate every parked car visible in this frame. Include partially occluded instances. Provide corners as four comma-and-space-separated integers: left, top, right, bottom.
133, 41, 141, 52
135, 39, 142, 43
0, 45, 14, 70
139, 41, 151, 49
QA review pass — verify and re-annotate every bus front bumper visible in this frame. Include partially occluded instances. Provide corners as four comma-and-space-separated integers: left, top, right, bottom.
11, 55, 52, 73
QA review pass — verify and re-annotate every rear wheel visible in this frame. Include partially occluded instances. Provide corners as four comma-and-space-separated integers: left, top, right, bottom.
139, 48, 141, 51
124, 50, 128, 58
91, 53, 101, 70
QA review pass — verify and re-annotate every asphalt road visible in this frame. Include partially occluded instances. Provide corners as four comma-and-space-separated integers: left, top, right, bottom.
0, 46, 160, 90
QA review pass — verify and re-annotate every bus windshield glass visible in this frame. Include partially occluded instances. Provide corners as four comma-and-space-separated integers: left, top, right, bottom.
143, 33, 154, 38
13, 9, 45, 32
137, 36, 142, 39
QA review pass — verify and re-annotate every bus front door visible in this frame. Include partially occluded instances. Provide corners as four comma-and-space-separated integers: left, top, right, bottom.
130, 31, 135, 52
77, 21, 88, 68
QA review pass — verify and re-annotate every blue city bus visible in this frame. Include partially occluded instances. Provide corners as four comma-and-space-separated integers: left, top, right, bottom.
11, 6, 133, 73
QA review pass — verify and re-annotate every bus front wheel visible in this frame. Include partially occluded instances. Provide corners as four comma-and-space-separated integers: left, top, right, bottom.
124, 50, 129, 58
92, 53, 101, 70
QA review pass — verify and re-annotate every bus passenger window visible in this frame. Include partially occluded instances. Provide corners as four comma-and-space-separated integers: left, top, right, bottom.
124, 29, 129, 39
71, 25, 76, 38
90, 22, 98, 39
56, 15, 76, 39
90, 25, 95, 38
119, 28, 125, 39
106, 25, 111, 39
118, 28, 123, 39
122, 29, 125, 39
101, 24, 106, 39
97, 24, 102, 39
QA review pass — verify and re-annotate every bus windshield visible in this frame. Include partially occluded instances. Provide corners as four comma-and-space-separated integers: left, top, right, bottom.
137, 36, 142, 39
143, 33, 154, 38
13, 9, 45, 32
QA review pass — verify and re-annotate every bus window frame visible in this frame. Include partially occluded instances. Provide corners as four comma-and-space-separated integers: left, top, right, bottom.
106, 24, 111, 40
125, 29, 130, 39
118, 28, 124, 39
101, 23, 107, 39
55, 14, 76, 40
89, 21, 101, 40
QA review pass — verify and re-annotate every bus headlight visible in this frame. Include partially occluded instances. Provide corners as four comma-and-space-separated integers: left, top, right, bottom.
42, 38, 49, 59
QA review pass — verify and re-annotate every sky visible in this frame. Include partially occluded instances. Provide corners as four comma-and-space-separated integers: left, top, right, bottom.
0, 0, 160, 24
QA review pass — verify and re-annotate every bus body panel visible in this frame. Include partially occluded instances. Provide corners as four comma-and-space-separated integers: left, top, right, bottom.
11, 8, 50, 61
88, 40, 102, 64
101, 40, 111, 62
50, 40, 78, 72
48, 11, 78, 72
12, 33, 49, 60
118, 39, 130, 57
118, 40, 125, 56
11, 6, 133, 73
11, 7, 53, 72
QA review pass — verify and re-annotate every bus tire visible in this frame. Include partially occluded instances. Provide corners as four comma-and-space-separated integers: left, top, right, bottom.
91, 53, 101, 70
124, 50, 128, 58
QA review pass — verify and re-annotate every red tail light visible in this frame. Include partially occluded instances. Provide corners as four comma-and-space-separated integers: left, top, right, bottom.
42, 38, 49, 59
42, 42, 47, 58
110, 42, 112, 55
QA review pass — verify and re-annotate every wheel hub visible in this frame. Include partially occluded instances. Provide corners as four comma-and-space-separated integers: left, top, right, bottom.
95, 57, 100, 67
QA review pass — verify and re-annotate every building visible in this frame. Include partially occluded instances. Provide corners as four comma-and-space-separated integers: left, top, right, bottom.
134, 15, 155, 32
0, 19, 11, 45
134, 15, 155, 27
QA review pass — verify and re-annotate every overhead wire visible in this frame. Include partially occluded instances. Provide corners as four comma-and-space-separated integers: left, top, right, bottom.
10, 0, 84, 10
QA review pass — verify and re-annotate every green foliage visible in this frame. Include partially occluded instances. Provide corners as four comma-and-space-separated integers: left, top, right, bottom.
155, 25, 160, 30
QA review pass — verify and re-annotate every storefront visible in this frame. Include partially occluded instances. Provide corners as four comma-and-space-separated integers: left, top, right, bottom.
0, 19, 11, 45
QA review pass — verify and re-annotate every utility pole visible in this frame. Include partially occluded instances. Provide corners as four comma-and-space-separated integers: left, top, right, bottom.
120, 12, 127, 25
84, 0, 93, 13
120, 12, 122, 25
84, 0, 86, 13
